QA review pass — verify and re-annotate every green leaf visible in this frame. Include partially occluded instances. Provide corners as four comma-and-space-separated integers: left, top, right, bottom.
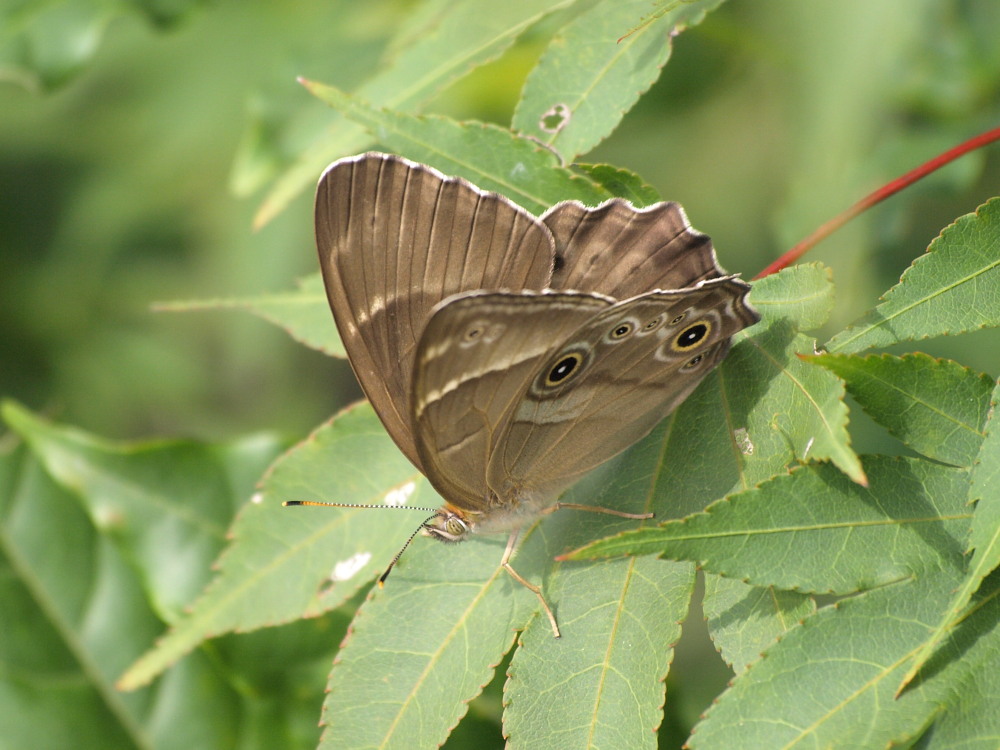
625, 265, 857, 531
301, 80, 611, 212
254, 0, 576, 227
746, 323, 866, 484
291, 265, 842, 746
969, 380, 1000, 602
827, 197, 1000, 353
749, 263, 835, 333
0, 0, 206, 92
317, 536, 532, 749
811, 352, 994, 467
896, 377, 1000, 694
2, 400, 283, 621
118, 402, 427, 690
123, 247, 854, 735
512, 0, 726, 162
155, 274, 344, 357
575, 163, 661, 205
616, 0, 713, 41
568, 457, 970, 594
689, 568, 999, 748
0, 444, 154, 748
504, 558, 693, 749
702, 576, 815, 674
3, 1, 113, 91
733, 275, 865, 484
909, 580, 1000, 747
0, 404, 326, 749
304, 413, 689, 748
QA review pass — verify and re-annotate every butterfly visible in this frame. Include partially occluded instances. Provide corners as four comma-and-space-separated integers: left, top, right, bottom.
287, 152, 759, 636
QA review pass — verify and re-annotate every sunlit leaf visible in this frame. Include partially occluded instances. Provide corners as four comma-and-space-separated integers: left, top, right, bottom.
504, 558, 693, 749
155, 274, 343, 357
567, 457, 970, 594
897, 377, 1000, 694
812, 352, 994, 467
300, 80, 611, 212
827, 197, 1000, 353
118, 402, 425, 690
513, 0, 726, 161
750, 263, 835, 333
690, 569, 999, 749
254, 0, 577, 227
702, 576, 815, 674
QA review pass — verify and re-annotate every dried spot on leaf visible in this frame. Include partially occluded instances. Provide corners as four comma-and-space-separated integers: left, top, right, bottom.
540, 103, 571, 134
385, 481, 416, 506
332, 552, 372, 582
734, 427, 754, 456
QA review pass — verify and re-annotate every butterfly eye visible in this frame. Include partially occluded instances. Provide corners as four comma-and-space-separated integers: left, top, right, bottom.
445, 516, 468, 537
673, 321, 711, 350
424, 513, 471, 543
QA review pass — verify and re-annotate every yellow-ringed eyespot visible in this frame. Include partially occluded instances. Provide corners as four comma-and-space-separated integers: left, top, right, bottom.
605, 318, 638, 343
672, 320, 711, 351
637, 313, 666, 335
546, 352, 584, 385
530, 344, 592, 398
682, 353, 704, 370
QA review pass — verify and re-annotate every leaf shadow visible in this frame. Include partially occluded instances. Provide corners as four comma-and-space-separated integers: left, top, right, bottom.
901, 567, 1000, 696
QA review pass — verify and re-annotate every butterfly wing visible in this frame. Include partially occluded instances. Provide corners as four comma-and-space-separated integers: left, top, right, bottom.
543, 199, 722, 298
487, 279, 760, 503
315, 152, 556, 467
410, 291, 612, 512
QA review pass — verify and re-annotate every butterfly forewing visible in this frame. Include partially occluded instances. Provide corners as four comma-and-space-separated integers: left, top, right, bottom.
411, 291, 612, 514
316, 153, 556, 467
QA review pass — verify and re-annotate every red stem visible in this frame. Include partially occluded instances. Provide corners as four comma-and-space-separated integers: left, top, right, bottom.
754, 125, 1000, 279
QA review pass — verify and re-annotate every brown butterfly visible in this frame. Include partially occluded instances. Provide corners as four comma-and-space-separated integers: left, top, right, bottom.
287, 153, 759, 636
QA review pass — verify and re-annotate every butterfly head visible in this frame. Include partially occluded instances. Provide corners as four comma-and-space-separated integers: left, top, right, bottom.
422, 506, 474, 543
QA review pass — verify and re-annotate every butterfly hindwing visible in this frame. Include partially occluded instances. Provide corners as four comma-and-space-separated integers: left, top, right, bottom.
543, 199, 721, 299
411, 291, 612, 512
488, 279, 758, 502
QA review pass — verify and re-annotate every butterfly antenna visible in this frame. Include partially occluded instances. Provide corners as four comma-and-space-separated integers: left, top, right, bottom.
378, 513, 439, 586
282, 500, 441, 512
282, 500, 442, 586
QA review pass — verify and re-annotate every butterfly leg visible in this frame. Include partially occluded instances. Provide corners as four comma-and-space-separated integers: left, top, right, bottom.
542, 502, 654, 520
501, 529, 561, 639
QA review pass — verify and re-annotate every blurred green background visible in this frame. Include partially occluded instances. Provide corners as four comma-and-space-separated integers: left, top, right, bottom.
2, 0, 998, 444
1, 0, 999, 745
